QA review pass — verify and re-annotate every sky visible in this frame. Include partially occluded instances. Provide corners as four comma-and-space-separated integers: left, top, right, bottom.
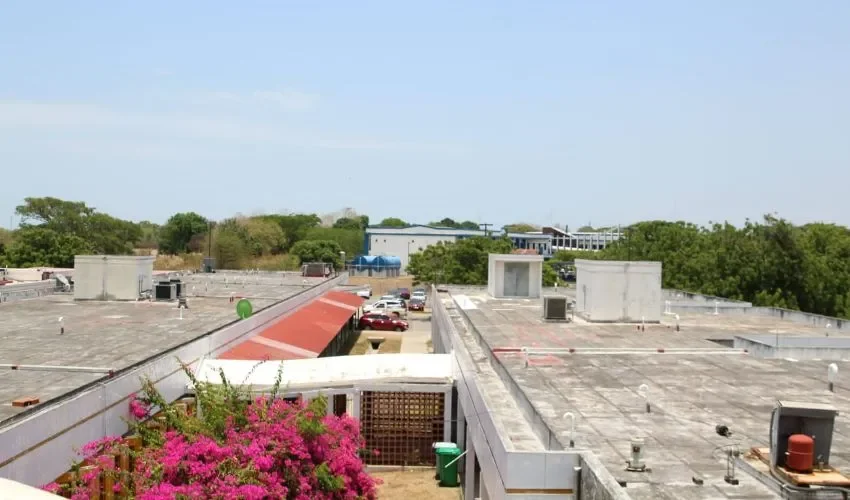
1, 1, 848, 230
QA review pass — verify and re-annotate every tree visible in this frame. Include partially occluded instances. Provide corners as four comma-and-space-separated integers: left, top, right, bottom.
290, 240, 344, 268
242, 217, 287, 256
11, 197, 140, 262
304, 227, 363, 257
16, 196, 94, 235
428, 218, 479, 230
87, 213, 143, 254
407, 236, 513, 285
503, 223, 538, 233
333, 217, 364, 230
159, 212, 209, 255
260, 213, 322, 250
213, 223, 249, 269
431, 218, 458, 228
0, 228, 13, 257
378, 217, 407, 227
4, 227, 92, 268
137, 221, 160, 250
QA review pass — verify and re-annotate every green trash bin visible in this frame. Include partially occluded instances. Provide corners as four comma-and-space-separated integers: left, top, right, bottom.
436, 445, 462, 487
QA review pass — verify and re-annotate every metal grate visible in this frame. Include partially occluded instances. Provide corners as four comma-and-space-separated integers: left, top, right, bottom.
360, 391, 445, 466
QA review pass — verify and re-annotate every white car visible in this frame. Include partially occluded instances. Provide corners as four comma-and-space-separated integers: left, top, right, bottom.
356, 288, 372, 299
365, 299, 405, 312
412, 290, 427, 301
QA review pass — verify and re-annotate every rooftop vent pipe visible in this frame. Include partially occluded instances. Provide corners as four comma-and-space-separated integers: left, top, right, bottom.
638, 384, 651, 413
562, 412, 576, 448
828, 363, 839, 392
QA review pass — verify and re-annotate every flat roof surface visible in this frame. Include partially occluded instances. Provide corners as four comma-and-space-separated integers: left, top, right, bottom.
448, 287, 850, 500
0, 273, 327, 424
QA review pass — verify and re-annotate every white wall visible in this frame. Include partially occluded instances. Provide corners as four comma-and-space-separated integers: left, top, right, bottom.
575, 260, 661, 322
73, 256, 154, 301
368, 234, 456, 274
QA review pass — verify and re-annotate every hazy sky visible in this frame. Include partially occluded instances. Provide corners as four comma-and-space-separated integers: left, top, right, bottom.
1, 1, 848, 229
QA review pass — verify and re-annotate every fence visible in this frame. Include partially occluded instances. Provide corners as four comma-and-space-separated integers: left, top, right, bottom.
359, 390, 446, 467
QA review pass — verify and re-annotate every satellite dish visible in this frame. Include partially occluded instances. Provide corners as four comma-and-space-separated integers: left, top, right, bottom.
236, 299, 253, 319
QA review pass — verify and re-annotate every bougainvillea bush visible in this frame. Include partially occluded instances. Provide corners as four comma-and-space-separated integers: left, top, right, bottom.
43, 362, 380, 499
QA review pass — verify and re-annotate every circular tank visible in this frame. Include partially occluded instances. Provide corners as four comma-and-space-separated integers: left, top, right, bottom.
786, 434, 815, 473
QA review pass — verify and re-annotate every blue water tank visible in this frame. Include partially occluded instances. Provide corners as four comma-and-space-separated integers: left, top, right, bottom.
376, 255, 402, 269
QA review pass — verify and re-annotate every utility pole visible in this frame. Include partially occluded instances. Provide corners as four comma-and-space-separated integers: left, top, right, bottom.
479, 223, 493, 237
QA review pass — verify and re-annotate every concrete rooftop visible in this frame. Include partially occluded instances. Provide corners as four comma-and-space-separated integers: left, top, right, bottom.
0, 272, 327, 424
447, 286, 850, 500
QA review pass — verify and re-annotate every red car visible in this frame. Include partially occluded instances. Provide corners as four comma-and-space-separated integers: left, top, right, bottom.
408, 299, 425, 311
359, 313, 409, 332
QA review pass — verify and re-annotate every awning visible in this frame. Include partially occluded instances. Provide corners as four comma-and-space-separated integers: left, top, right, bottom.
194, 354, 453, 392
218, 290, 365, 361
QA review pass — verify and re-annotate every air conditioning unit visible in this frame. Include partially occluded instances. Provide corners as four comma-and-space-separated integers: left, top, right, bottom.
544, 296, 569, 321
770, 401, 838, 470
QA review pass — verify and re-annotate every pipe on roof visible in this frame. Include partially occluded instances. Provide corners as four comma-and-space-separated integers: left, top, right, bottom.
0, 364, 115, 374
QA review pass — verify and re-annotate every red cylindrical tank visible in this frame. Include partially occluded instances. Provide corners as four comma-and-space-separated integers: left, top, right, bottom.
786, 434, 815, 472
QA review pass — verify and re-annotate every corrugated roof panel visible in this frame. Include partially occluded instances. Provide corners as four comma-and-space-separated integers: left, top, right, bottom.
217, 290, 358, 361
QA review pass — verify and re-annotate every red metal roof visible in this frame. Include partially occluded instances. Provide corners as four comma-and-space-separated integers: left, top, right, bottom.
217, 290, 365, 361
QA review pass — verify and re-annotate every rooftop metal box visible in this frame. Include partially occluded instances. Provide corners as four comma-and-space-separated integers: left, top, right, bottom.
770, 400, 838, 468
73, 255, 154, 301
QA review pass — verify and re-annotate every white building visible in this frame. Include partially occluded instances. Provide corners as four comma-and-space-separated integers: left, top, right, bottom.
364, 225, 553, 274
487, 254, 544, 298
574, 259, 662, 322
73, 255, 154, 301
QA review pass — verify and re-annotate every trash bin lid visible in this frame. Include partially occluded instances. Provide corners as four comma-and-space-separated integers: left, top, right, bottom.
433, 441, 455, 449
436, 446, 462, 456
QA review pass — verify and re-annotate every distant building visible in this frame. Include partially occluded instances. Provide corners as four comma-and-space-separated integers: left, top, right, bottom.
542, 226, 622, 252
364, 225, 553, 274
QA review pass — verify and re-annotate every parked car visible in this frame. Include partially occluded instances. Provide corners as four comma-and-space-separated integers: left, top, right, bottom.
411, 289, 427, 301
398, 287, 411, 299
356, 288, 372, 299
379, 294, 397, 301
365, 299, 407, 313
408, 298, 425, 311
359, 313, 409, 331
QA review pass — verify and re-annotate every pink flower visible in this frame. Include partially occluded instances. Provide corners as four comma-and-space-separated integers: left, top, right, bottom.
128, 394, 149, 420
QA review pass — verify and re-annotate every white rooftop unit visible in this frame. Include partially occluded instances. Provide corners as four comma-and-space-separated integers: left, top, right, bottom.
574, 259, 662, 322
73, 255, 154, 301
487, 253, 543, 298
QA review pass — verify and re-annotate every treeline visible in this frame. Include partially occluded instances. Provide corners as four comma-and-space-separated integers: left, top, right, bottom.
406, 215, 850, 319
0, 197, 373, 271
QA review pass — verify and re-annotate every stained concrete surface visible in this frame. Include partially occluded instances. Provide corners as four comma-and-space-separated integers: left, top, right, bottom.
0, 273, 326, 423
448, 287, 850, 499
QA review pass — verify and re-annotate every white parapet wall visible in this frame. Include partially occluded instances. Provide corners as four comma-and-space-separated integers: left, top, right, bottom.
575, 259, 662, 323
487, 254, 543, 299
73, 255, 155, 301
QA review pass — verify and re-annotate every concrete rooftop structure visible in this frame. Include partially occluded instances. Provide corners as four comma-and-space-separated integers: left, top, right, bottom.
0, 272, 326, 423
435, 285, 850, 500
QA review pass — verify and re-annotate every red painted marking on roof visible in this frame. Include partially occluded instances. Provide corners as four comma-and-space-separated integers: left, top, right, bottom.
528, 355, 563, 366
218, 290, 361, 361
